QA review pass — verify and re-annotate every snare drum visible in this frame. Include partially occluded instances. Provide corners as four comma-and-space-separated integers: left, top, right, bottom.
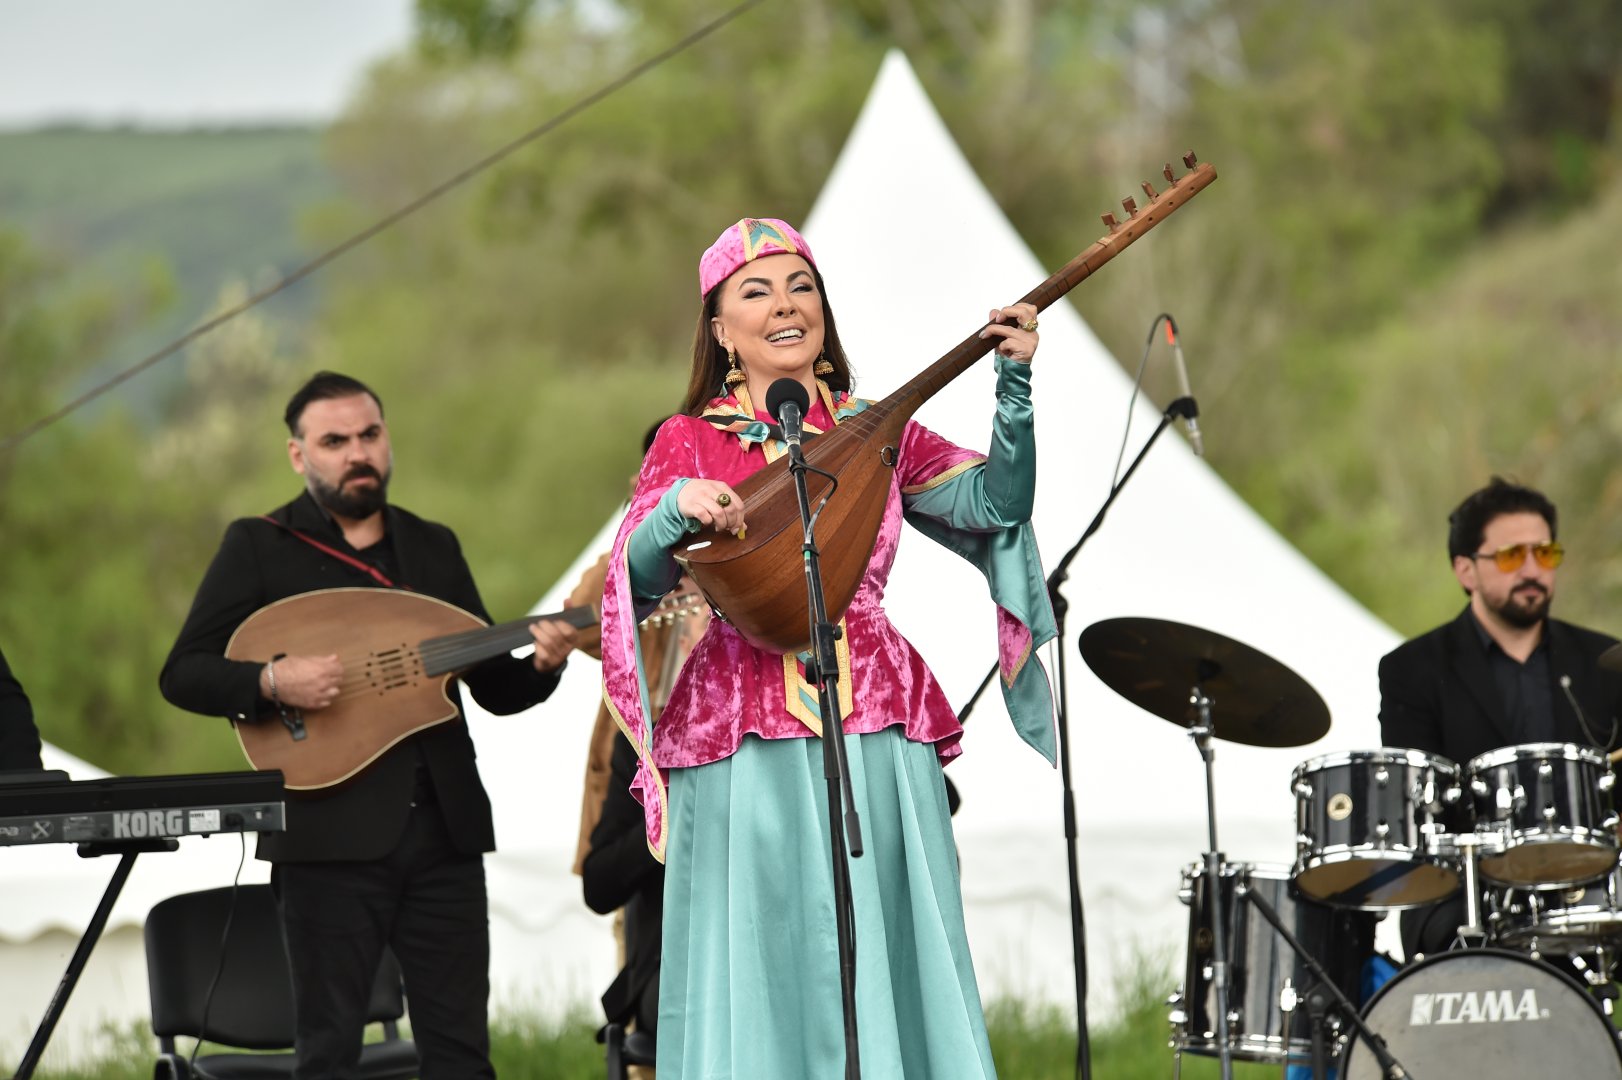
1467, 742, 1618, 887
1489, 857, 1622, 954
1169, 861, 1374, 1063
1292, 749, 1462, 908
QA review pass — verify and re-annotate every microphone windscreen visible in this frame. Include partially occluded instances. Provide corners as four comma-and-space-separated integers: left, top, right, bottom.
764, 377, 810, 421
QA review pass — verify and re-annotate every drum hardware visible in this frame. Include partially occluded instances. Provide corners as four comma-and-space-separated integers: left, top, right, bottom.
1188, 683, 1238, 1080
1079, 618, 1332, 1080
1453, 832, 1491, 946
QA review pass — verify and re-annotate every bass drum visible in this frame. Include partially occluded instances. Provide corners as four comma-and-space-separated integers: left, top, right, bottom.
1342, 949, 1622, 1079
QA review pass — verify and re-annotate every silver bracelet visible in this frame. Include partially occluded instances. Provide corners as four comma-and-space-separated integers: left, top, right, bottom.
265, 659, 279, 704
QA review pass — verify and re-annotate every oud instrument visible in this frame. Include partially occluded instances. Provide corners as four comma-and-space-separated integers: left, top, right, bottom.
225, 588, 596, 790
675, 153, 1217, 654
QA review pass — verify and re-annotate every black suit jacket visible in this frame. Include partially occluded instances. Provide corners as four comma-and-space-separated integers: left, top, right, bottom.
582, 733, 663, 1033
160, 492, 561, 863
1379, 607, 1622, 764
0, 645, 44, 773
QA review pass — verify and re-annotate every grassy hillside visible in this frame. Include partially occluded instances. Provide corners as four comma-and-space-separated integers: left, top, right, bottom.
0, 126, 333, 414
1241, 176, 1622, 639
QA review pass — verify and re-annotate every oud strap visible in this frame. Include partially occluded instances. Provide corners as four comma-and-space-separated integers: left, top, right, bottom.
258, 515, 410, 591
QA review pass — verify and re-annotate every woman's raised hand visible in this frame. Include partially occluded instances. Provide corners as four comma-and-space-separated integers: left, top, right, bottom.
979, 302, 1040, 364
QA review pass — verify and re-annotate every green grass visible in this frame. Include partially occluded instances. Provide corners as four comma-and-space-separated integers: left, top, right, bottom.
29, 965, 1290, 1079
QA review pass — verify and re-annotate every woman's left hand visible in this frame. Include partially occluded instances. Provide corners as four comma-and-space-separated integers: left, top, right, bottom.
979, 302, 1040, 364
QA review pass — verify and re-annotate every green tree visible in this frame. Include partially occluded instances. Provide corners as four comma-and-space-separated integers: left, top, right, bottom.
0, 239, 294, 774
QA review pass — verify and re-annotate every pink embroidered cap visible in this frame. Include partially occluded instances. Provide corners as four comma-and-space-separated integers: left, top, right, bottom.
698, 217, 816, 298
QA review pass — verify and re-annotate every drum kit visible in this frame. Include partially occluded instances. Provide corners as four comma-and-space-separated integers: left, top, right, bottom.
1078, 617, 1622, 1080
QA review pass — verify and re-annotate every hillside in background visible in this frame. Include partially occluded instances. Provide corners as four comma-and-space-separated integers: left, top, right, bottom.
0, 126, 332, 415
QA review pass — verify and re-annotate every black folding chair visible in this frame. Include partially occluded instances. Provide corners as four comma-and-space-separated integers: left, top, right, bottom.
144, 884, 418, 1079
600, 1022, 656, 1080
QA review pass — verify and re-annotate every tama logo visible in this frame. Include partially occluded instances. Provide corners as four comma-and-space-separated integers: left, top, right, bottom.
113, 810, 187, 839
1410, 990, 1548, 1025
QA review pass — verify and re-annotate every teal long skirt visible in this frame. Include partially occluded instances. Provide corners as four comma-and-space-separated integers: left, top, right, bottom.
659, 726, 997, 1079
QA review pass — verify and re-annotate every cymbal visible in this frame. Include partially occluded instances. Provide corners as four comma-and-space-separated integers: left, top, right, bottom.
1077, 617, 1330, 747
1601, 642, 1622, 674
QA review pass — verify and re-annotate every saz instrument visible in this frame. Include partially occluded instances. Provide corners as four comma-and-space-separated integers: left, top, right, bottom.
675, 153, 1218, 654
225, 588, 596, 790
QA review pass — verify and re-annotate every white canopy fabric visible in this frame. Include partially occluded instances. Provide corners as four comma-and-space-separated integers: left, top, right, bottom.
1, 50, 1402, 1066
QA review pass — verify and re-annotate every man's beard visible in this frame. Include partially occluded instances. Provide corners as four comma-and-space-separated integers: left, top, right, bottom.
309, 464, 390, 519
1490, 583, 1551, 629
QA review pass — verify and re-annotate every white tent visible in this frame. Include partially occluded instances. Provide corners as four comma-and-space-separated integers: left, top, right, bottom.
1, 50, 1403, 1067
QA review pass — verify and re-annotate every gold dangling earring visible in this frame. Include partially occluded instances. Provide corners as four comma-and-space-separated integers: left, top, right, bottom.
724, 342, 746, 389
813, 349, 834, 377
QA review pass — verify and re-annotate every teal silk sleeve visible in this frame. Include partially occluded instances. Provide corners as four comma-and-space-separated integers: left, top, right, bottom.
627, 479, 695, 600
904, 357, 1035, 530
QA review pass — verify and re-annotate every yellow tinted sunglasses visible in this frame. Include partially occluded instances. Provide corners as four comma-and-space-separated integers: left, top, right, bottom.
1470, 541, 1564, 572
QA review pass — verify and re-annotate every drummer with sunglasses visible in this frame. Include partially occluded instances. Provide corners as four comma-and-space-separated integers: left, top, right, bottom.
1379, 475, 1622, 959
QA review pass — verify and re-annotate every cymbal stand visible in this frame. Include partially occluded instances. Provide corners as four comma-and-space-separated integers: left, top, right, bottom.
1188, 680, 1234, 1080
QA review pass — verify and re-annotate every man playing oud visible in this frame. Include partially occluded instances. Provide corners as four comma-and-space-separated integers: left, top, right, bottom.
161, 371, 576, 1078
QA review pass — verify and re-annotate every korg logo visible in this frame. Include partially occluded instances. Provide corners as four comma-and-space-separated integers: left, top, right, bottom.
113, 810, 186, 839
1409, 990, 1547, 1025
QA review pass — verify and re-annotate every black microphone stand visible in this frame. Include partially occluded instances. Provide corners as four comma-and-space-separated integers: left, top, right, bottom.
956, 396, 1197, 1080
783, 414, 865, 1080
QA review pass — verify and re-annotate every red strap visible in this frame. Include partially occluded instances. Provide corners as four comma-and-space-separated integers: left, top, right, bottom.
258, 515, 409, 590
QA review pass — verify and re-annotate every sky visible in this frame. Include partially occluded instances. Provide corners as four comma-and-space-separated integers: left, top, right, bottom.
0, 0, 415, 129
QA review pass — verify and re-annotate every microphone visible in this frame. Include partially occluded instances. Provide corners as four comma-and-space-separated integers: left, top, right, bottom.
1560, 674, 1616, 750
765, 378, 810, 450
1166, 319, 1204, 457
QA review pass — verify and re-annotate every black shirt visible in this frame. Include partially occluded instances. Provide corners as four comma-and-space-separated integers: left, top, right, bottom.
1468, 610, 1555, 745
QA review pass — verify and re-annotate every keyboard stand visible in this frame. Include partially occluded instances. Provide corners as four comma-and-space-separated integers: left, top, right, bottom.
12, 837, 179, 1080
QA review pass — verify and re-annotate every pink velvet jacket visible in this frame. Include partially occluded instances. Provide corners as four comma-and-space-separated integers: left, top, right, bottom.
601, 384, 1049, 859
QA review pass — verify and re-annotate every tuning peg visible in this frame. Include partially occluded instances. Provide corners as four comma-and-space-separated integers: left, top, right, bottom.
1163, 163, 1176, 183
1122, 196, 1139, 217
1100, 212, 1120, 232
1141, 180, 1159, 200
1183, 150, 1198, 169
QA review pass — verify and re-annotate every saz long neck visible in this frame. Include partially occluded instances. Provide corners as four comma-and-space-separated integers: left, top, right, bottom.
880, 160, 1218, 423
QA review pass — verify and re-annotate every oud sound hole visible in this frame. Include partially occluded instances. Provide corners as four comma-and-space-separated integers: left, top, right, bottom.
365, 646, 423, 693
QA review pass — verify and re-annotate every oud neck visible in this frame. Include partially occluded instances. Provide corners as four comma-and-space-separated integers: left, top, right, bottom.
419, 607, 597, 678
877, 160, 1217, 420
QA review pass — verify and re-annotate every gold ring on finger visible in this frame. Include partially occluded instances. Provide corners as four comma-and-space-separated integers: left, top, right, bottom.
1019, 318, 1039, 332
716, 492, 732, 507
